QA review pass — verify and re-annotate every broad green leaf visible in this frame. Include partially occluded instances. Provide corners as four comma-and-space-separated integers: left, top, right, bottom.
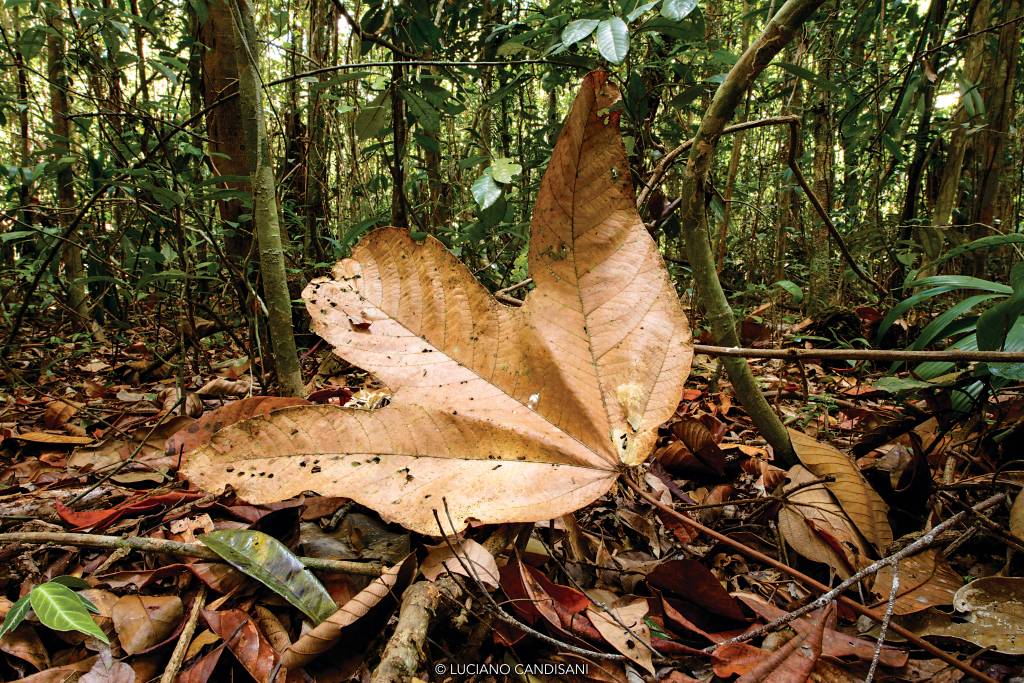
29, 583, 109, 644
489, 158, 522, 184
355, 89, 390, 140
561, 19, 599, 47
471, 172, 502, 210
910, 293, 1001, 351
977, 263, 1024, 351
877, 285, 957, 343
0, 595, 31, 640
930, 234, 1024, 271
910, 275, 1012, 295
595, 18, 629, 64
774, 279, 803, 303
627, 1, 658, 22
199, 530, 335, 623
661, 0, 698, 21
400, 87, 439, 133
874, 376, 938, 394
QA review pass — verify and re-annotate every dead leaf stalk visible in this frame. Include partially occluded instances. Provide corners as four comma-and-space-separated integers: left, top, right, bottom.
626, 476, 1002, 683
0, 531, 382, 575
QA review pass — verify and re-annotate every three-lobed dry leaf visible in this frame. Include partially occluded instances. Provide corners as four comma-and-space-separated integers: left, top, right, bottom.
182, 72, 692, 534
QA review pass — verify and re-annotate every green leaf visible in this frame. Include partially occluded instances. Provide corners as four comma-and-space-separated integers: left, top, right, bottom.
874, 376, 937, 394
199, 530, 335, 623
910, 293, 1001, 351
661, 0, 698, 21
776, 62, 837, 92
774, 279, 803, 303
355, 89, 390, 140
29, 583, 109, 644
595, 17, 629, 64
910, 275, 1012, 295
929, 234, 1024, 271
400, 87, 439, 133
626, 1, 658, 22
471, 172, 502, 210
561, 19, 599, 47
977, 263, 1024, 351
0, 595, 31, 640
489, 158, 522, 184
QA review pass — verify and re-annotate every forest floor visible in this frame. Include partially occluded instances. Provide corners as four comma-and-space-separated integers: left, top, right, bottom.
1, 310, 1023, 682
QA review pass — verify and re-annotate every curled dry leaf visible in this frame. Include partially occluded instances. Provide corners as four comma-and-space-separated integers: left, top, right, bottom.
421, 539, 499, 591
777, 465, 869, 579
110, 595, 183, 655
789, 429, 893, 552
182, 72, 693, 535
280, 555, 415, 669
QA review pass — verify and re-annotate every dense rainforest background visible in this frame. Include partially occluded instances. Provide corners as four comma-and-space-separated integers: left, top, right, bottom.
1, 0, 1024, 680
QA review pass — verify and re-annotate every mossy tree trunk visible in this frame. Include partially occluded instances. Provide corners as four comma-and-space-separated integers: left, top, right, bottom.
228, 0, 304, 397
678, 0, 828, 467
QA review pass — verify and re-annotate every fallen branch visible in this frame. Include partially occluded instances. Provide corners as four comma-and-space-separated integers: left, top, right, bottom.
0, 531, 381, 576
694, 343, 1024, 363
624, 476, 1002, 683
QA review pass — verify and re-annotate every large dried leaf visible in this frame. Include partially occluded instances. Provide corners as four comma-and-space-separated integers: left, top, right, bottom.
588, 598, 654, 674
777, 465, 868, 579
182, 72, 692, 534
789, 429, 893, 552
202, 609, 285, 683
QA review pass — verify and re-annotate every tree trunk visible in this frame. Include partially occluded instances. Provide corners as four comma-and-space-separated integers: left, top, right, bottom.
304, 0, 333, 258
229, 0, 304, 397
46, 6, 89, 323
931, 0, 989, 231
390, 56, 408, 228
199, 0, 252, 270
678, 0, 827, 467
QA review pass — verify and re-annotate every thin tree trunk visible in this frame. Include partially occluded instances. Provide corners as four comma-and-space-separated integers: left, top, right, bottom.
305, 0, 333, 258
808, 17, 835, 314
229, 0, 304, 397
931, 0, 989, 231
46, 6, 89, 324
390, 55, 408, 228
678, 0, 827, 467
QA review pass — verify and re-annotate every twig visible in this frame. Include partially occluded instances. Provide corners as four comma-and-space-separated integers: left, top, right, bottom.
865, 567, 899, 683
624, 476, 1002, 683
159, 585, 207, 683
636, 116, 800, 209
0, 532, 381, 575
694, 344, 1024, 363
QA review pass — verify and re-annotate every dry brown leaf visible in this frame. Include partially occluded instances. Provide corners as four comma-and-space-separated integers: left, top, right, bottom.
165, 396, 308, 456
196, 377, 255, 397
900, 576, 1024, 654
280, 556, 414, 669
43, 399, 79, 430
588, 597, 654, 674
421, 539, 499, 590
110, 595, 183, 655
16, 431, 93, 446
182, 72, 693, 534
871, 549, 962, 615
1010, 488, 1024, 541
80, 649, 135, 683
789, 429, 893, 552
778, 465, 868, 579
